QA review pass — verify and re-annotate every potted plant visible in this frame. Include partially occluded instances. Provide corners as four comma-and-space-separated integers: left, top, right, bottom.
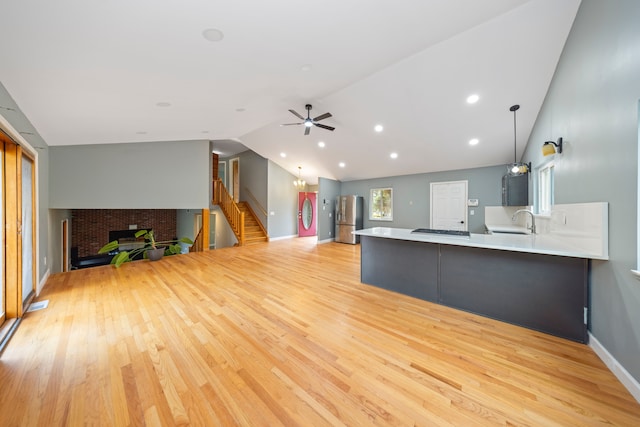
98, 229, 193, 268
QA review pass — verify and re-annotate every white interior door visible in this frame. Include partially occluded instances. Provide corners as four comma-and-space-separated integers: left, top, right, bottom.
430, 180, 468, 231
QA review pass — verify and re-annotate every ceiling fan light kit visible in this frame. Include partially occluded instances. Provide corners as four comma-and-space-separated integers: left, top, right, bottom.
281, 104, 335, 135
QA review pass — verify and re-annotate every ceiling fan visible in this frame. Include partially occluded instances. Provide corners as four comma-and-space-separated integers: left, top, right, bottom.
281, 104, 335, 135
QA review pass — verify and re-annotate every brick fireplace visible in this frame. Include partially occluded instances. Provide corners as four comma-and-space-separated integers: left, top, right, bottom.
71, 209, 177, 258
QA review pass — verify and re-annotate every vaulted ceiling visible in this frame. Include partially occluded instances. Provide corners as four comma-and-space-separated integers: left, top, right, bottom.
0, 0, 581, 184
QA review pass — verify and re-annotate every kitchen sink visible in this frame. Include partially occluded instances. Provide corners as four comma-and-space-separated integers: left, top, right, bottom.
485, 225, 531, 235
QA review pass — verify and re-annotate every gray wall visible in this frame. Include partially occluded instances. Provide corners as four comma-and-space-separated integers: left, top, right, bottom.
521, 0, 640, 382
176, 209, 198, 242
225, 150, 299, 239
49, 140, 210, 208
317, 177, 342, 241
267, 160, 298, 238
341, 165, 506, 233
237, 150, 268, 223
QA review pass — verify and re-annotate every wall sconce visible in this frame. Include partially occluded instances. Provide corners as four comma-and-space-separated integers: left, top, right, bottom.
542, 137, 563, 156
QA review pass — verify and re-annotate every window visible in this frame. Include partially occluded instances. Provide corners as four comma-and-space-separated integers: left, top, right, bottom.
537, 162, 554, 215
370, 188, 393, 221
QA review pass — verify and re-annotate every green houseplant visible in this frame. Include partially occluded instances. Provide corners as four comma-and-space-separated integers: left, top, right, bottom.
98, 229, 193, 268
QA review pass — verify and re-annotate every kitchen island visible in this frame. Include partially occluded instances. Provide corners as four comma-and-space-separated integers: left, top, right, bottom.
354, 227, 606, 343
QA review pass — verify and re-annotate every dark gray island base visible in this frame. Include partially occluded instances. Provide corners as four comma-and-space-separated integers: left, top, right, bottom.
360, 234, 588, 343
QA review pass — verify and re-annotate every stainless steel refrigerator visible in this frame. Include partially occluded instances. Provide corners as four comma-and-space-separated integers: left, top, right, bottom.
335, 195, 364, 244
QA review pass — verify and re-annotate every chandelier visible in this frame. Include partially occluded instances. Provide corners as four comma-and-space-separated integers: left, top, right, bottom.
293, 166, 306, 188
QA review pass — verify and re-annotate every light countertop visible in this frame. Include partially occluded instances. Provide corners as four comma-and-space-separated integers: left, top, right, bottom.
354, 227, 608, 260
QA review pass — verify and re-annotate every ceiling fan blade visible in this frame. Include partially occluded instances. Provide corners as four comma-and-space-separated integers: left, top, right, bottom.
280, 123, 302, 126
313, 112, 332, 122
314, 123, 335, 131
304, 126, 311, 136
289, 109, 305, 120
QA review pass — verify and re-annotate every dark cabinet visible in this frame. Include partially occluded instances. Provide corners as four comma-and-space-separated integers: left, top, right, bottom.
359, 235, 588, 343
502, 173, 528, 206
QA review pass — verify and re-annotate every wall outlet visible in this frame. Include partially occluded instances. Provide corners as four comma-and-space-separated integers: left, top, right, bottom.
44, 256, 47, 266
129, 224, 137, 230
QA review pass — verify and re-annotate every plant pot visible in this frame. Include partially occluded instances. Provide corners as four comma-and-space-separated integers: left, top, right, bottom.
146, 247, 165, 261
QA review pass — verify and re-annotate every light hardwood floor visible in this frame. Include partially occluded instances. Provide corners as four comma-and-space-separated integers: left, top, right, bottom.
1, 238, 638, 426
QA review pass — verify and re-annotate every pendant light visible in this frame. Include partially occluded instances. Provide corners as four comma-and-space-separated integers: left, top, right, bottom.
293, 166, 306, 188
507, 104, 530, 175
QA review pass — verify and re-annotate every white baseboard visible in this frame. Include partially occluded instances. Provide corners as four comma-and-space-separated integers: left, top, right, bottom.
37, 268, 51, 296
269, 234, 297, 241
589, 332, 640, 403
317, 238, 335, 244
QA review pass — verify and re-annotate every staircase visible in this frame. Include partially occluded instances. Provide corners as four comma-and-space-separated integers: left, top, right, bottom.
213, 178, 269, 246
237, 202, 269, 245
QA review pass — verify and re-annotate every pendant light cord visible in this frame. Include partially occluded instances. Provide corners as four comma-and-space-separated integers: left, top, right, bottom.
510, 104, 520, 163
513, 109, 517, 162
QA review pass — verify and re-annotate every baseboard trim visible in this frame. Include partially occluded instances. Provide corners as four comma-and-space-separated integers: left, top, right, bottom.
269, 234, 297, 242
589, 332, 640, 403
37, 268, 50, 296
317, 238, 335, 244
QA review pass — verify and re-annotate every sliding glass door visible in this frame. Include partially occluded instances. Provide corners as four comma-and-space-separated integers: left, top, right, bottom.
0, 130, 35, 333
0, 141, 4, 325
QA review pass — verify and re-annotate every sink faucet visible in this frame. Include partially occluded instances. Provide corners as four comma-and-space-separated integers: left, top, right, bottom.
512, 209, 536, 234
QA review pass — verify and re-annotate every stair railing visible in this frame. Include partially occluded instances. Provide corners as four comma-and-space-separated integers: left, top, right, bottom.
243, 187, 268, 218
190, 227, 204, 252
213, 179, 245, 246
239, 201, 269, 242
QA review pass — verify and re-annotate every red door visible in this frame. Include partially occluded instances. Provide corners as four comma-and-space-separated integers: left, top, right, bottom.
298, 192, 317, 237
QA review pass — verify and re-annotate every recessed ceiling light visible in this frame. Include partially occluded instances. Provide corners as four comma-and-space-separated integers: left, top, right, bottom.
339, 162, 346, 168
318, 141, 325, 148
374, 124, 384, 133
301, 64, 313, 72
136, 131, 147, 135
280, 152, 287, 158
469, 138, 479, 146
466, 94, 480, 104
390, 152, 398, 159
202, 28, 224, 42
156, 102, 171, 107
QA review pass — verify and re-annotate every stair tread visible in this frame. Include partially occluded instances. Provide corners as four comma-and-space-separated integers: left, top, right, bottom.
217, 199, 268, 246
